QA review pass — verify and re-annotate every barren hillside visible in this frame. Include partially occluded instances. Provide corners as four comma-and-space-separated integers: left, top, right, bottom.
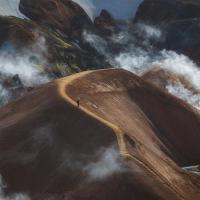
0, 69, 200, 199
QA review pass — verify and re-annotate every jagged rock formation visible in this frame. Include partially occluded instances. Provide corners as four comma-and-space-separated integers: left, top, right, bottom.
0, 69, 200, 199
94, 9, 118, 36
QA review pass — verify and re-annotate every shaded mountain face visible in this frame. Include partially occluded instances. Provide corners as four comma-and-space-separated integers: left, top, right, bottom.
134, 0, 200, 63
134, 0, 200, 24
0, 69, 200, 200
94, 9, 119, 36
19, 0, 92, 39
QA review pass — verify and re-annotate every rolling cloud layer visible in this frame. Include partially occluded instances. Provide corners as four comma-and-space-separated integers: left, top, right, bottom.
83, 23, 200, 110
0, 34, 51, 107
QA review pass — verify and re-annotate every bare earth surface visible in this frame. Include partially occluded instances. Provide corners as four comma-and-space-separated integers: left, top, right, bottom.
0, 68, 200, 199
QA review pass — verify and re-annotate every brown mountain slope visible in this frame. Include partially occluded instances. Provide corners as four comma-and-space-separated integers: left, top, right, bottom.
66, 69, 200, 165
0, 69, 200, 199
19, 0, 92, 38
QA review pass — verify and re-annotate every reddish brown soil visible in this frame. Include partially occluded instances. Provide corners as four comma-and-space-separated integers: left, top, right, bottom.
19, 0, 92, 38
0, 69, 200, 199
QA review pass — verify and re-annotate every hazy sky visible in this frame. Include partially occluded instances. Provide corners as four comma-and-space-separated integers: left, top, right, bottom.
73, 0, 143, 20
92, 0, 143, 18
0, 0, 25, 18
0, 0, 143, 20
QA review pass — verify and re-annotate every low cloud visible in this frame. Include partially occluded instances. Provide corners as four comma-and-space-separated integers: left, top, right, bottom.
0, 85, 11, 106
83, 24, 200, 110
136, 23, 162, 40
166, 82, 200, 110
0, 32, 51, 107
152, 50, 200, 89
83, 30, 108, 55
0, 35, 50, 87
84, 146, 124, 180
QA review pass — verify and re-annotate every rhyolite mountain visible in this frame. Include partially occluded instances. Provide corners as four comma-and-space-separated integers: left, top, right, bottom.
0, 0, 113, 101
1, 68, 200, 200
19, 0, 93, 38
0, 1, 200, 200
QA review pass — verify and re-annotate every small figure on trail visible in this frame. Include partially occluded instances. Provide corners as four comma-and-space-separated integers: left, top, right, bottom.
77, 97, 80, 108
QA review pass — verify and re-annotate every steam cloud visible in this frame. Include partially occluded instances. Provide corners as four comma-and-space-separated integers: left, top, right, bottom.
136, 23, 162, 41
0, 37, 50, 87
166, 82, 200, 110
84, 146, 124, 179
49, 145, 124, 181
83, 23, 200, 110
83, 31, 108, 55
48, 145, 124, 181
0, 33, 51, 107
0, 85, 11, 106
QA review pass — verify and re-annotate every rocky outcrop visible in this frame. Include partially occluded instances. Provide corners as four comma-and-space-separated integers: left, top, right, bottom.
94, 9, 118, 36
0, 17, 36, 47
19, 0, 92, 39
